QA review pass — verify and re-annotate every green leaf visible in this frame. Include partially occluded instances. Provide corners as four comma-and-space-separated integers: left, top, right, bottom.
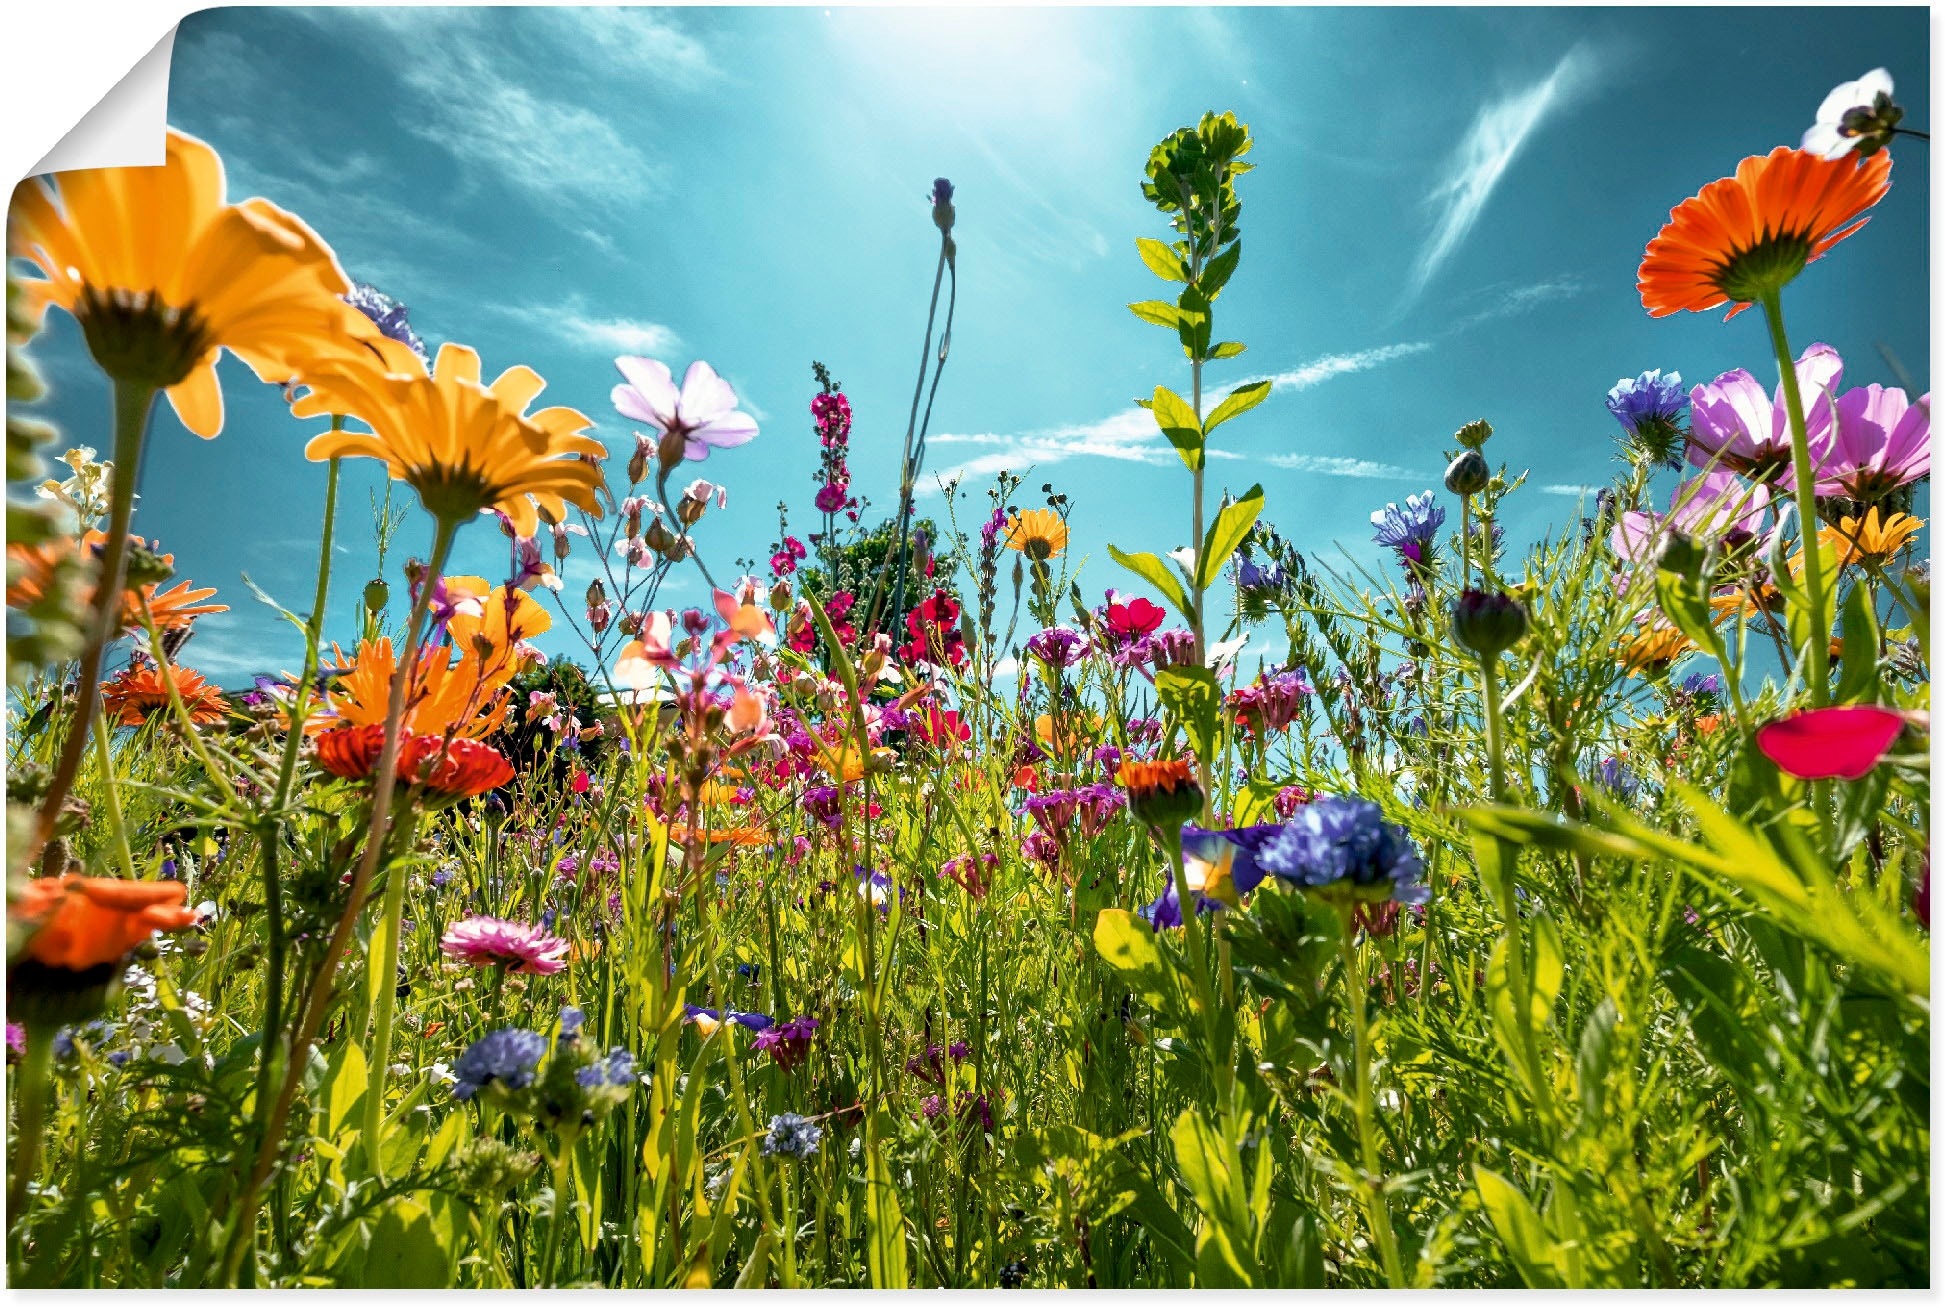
1108, 544, 1192, 621
1195, 483, 1263, 590
1209, 341, 1247, 360
1575, 997, 1619, 1120
1834, 581, 1882, 704
1129, 300, 1182, 328
864, 1113, 910, 1287
1653, 565, 1717, 654
1202, 381, 1271, 439
1170, 1109, 1249, 1244
1136, 237, 1189, 283
1475, 1168, 1566, 1288
1198, 241, 1242, 299
322, 1039, 367, 1146
357, 1196, 454, 1288
1151, 385, 1204, 471
1093, 908, 1176, 1010
1156, 665, 1222, 766
1175, 284, 1212, 362
1485, 914, 1563, 1098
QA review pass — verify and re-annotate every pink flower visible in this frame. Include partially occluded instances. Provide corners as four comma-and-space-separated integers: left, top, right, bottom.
1755, 704, 1907, 780
1815, 384, 1930, 500
815, 481, 849, 513
1688, 343, 1841, 480
440, 915, 570, 974
611, 356, 758, 462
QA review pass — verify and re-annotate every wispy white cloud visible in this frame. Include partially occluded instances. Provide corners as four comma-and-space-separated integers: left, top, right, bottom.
924, 340, 1429, 490
487, 296, 682, 358
1454, 275, 1589, 328
1404, 44, 1605, 303
1261, 453, 1420, 481
1540, 482, 1602, 498
1266, 341, 1433, 391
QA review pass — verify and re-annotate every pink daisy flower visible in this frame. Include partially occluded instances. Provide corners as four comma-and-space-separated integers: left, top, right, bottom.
440, 915, 570, 975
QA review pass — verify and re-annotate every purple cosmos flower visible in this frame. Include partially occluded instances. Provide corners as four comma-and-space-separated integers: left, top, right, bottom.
1815, 383, 1930, 500
1019, 829, 1061, 867
1026, 626, 1089, 670
1229, 668, 1314, 735
612, 357, 759, 462
1255, 795, 1429, 905
754, 1016, 819, 1070
343, 281, 429, 363
439, 915, 570, 975
1610, 468, 1773, 568
1688, 344, 1841, 480
451, 1027, 547, 1100
1370, 492, 1445, 566
1606, 369, 1689, 466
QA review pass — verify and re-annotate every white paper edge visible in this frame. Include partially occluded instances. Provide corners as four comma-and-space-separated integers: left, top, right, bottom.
28, 25, 177, 178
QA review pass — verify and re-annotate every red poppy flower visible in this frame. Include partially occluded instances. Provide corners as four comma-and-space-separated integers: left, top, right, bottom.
315, 724, 513, 797
1755, 704, 1906, 780
1106, 596, 1164, 642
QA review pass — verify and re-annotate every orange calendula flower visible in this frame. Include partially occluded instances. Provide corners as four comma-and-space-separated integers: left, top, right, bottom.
1004, 509, 1069, 562
7, 129, 375, 433
7, 531, 227, 630
325, 636, 515, 740
1618, 625, 1696, 678
314, 724, 513, 798
12, 876, 199, 972
1638, 146, 1892, 320
1115, 757, 1203, 826
100, 663, 227, 725
292, 341, 606, 536
1793, 507, 1924, 570
1709, 579, 1782, 624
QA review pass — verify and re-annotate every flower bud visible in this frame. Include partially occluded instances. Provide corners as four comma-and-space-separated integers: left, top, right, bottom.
657, 427, 687, 474
363, 577, 390, 615
1450, 588, 1529, 660
1455, 419, 1493, 450
585, 579, 607, 609
645, 519, 676, 555
1444, 449, 1490, 496
677, 494, 707, 527
769, 579, 793, 612
1655, 530, 1709, 583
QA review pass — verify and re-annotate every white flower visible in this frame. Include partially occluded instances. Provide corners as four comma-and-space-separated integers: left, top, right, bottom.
611, 358, 759, 462
1803, 68, 1895, 159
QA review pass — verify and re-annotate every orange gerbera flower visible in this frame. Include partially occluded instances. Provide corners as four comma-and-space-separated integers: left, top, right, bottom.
1004, 509, 1069, 562
668, 825, 770, 848
1638, 147, 1892, 320
99, 663, 227, 725
314, 724, 513, 798
445, 576, 553, 656
7, 129, 375, 434
6, 531, 226, 630
11, 876, 199, 972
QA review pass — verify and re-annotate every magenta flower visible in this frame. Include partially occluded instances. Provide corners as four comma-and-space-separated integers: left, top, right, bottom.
1755, 705, 1907, 781
1815, 384, 1930, 500
1609, 468, 1772, 568
1687, 344, 1841, 480
440, 915, 570, 975
1026, 626, 1089, 670
612, 356, 758, 462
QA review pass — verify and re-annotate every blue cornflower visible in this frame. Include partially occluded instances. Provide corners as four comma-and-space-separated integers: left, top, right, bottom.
576, 1047, 637, 1089
558, 1006, 585, 1039
1370, 492, 1445, 566
762, 1112, 824, 1159
1596, 757, 1641, 802
1256, 795, 1429, 905
1605, 369, 1689, 467
1138, 880, 1224, 932
343, 282, 430, 362
1679, 672, 1722, 699
451, 1027, 547, 1101
1236, 557, 1288, 600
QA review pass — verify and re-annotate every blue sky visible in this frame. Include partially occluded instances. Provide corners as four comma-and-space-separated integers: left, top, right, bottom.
15, 5, 1931, 683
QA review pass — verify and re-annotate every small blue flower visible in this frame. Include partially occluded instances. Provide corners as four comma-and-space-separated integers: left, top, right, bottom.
1256, 795, 1429, 905
762, 1112, 824, 1159
1606, 369, 1689, 467
575, 1047, 637, 1089
451, 1027, 547, 1101
1596, 757, 1641, 802
343, 281, 430, 362
1679, 672, 1722, 699
1370, 492, 1445, 565
1236, 557, 1288, 600
558, 1006, 585, 1039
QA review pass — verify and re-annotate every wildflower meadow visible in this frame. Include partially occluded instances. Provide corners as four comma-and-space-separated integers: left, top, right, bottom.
1, 54, 1932, 1289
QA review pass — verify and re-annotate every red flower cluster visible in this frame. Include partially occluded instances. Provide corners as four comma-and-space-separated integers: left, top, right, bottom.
315, 724, 514, 799
899, 589, 966, 668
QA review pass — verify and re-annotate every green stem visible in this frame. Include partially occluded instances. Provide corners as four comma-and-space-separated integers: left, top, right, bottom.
32, 381, 157, 858
91, 709, 136, 878
7, 1024, 56, 1232
1758, 288, 1830, 705
1339, 927, 1405, 1287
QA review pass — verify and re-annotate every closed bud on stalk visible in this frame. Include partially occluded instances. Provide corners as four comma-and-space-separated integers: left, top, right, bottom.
677, 494, 707, 527
769, 579, 792, 612
123, 541, 174, 588
585, 579, 607, 609
657, 427, 687, 474
664, 536, 693, 562
1444, 449, 1490, 496
644, 519, 675, 555
1455, 419, 1493, 450
1655, 529, 1709, 582
363, 577, 390, 615
868, 747, 899, 775
1450, 588, 1529, 659
472, 634, 494, 660
627, 444, 649, 486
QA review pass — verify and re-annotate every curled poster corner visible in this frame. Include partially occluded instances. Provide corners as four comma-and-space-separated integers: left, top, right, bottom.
29, 25, 176, 177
